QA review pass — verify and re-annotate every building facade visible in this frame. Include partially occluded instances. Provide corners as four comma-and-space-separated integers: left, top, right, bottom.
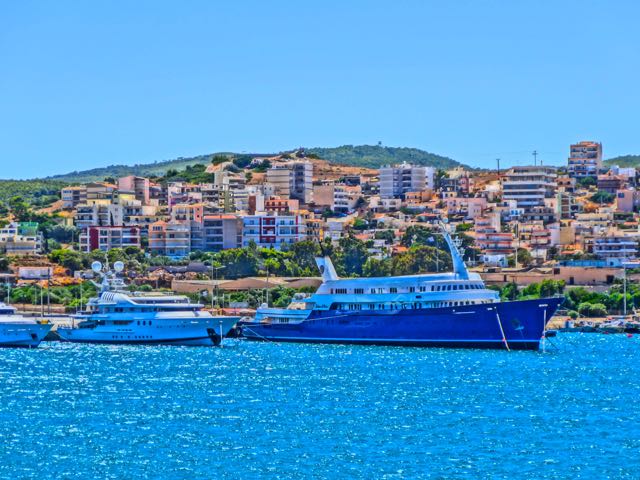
568, 141, 602, 178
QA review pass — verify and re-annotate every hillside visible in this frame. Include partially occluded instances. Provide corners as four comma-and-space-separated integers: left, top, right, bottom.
307, 145, 465, 169
42, 153, 240, 183
0, 179, 69, 212
604, 155, 640, 168
31, 145, 463, 184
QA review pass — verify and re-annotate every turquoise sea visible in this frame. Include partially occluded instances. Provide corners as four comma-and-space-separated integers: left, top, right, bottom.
1, 335, 639, 479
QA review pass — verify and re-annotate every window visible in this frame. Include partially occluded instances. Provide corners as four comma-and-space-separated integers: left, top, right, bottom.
390, 287, 397, 293
354, 288, 364, 294
409, 287, 416, 293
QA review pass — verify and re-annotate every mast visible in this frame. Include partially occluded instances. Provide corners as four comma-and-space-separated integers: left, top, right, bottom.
440, 224, 470, 280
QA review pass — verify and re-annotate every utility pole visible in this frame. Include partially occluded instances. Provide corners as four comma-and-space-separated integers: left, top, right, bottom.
496, 158, 501, 176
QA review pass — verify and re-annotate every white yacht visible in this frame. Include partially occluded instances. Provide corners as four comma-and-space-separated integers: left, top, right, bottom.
57, 262, 240, 346
0, 302, 53, 348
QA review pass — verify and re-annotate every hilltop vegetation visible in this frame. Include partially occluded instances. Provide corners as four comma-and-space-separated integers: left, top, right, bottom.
604, 155, 640, 168
307, 145, 465, 169
0, 179, 67, 214
3, 145, 465, 186
42, 153, 237, 184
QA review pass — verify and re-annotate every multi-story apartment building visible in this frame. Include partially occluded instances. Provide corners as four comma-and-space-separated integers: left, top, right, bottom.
586, 234, 639, 266
167, 183, 203, 206
202, 214, 241, 252
266, 161, 313, 204
148, 221, 192, 258
379, 163, 434, 199
597, 172, 627, 194
85, 182, 117, 204
118, 176, 151, 205
61, 186, 87, 209
568, 141, 602, 178
502, 166, 557, 212
74, 203, 125, 229
170, 203, 204, 223
242, 213, 309, 249
79, 226, 141, 253
474, 215, 514, 257
332, 185, 362, 214
0, 222, 44, 255
264, 196, 300, 214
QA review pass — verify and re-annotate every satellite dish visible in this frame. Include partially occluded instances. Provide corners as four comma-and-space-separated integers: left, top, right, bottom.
113, 261, 125, 273
91, 261, 103, 273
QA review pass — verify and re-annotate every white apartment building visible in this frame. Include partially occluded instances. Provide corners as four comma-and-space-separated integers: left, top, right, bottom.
379, 163, 434, 199
587, 234, 640, 266
0, 222, 44, 255
266, 161, 313, 204
502, 166, 557, 212
242, 213, 308, 249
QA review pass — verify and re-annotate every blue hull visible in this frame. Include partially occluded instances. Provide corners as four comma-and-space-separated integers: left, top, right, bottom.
243, 297, 563, 350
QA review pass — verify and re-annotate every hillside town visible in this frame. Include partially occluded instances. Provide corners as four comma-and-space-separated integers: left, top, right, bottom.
1, 140, 639, 317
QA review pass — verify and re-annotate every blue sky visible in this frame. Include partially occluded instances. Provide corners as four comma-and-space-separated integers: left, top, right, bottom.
2, 1, 640, 179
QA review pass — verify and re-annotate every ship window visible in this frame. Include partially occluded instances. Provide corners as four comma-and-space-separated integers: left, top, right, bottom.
354, 288, 364, 294
419, 286, 426, 292
389, 287, 397, 293
435, 286, 440, 291
409, 287, 415, 293
143, 321, 146, 325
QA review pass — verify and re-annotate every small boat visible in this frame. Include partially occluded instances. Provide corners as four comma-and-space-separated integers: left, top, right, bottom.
0, 302, 53, 348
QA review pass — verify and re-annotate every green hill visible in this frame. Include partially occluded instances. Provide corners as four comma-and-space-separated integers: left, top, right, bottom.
42, 153, 238, 183
31, 144, 464, 184
604, 155, 640, 168
307, 145, 465, 169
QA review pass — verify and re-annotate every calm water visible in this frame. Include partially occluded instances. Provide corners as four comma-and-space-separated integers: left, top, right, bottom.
1, 335, 639, 479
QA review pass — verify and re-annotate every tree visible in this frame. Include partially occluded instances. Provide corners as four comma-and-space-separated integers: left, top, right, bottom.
363, 257, 392, 277
211, 155, 229, 165
288, 240, 321, 273
48, 249, 85, 273
590, 191, 615, 204
577, 176, 596, 188
508, 248, 533, 267
500, 282, 519, 301
8, 196, 30, 222
335, 235, 369, 276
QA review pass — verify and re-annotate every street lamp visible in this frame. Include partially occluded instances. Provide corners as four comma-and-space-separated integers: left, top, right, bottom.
209, 264, 226, 310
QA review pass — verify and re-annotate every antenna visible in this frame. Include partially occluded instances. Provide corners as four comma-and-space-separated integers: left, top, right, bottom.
496, 158, 501, 175
532, 150, 538, 166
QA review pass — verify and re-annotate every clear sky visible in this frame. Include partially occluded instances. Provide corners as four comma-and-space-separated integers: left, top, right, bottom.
2, 0, 640, 179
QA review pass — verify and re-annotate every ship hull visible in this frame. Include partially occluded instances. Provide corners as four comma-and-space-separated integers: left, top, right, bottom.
243, 298, 563, 350
57, 316, 240, 347
0, 322, 53, 348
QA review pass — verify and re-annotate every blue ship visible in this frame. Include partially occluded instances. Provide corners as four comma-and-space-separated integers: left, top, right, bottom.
243, 228, 563, 350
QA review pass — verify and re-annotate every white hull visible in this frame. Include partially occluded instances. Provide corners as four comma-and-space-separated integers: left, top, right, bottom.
57, 316, 239, 346
0, 322, 52, 348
